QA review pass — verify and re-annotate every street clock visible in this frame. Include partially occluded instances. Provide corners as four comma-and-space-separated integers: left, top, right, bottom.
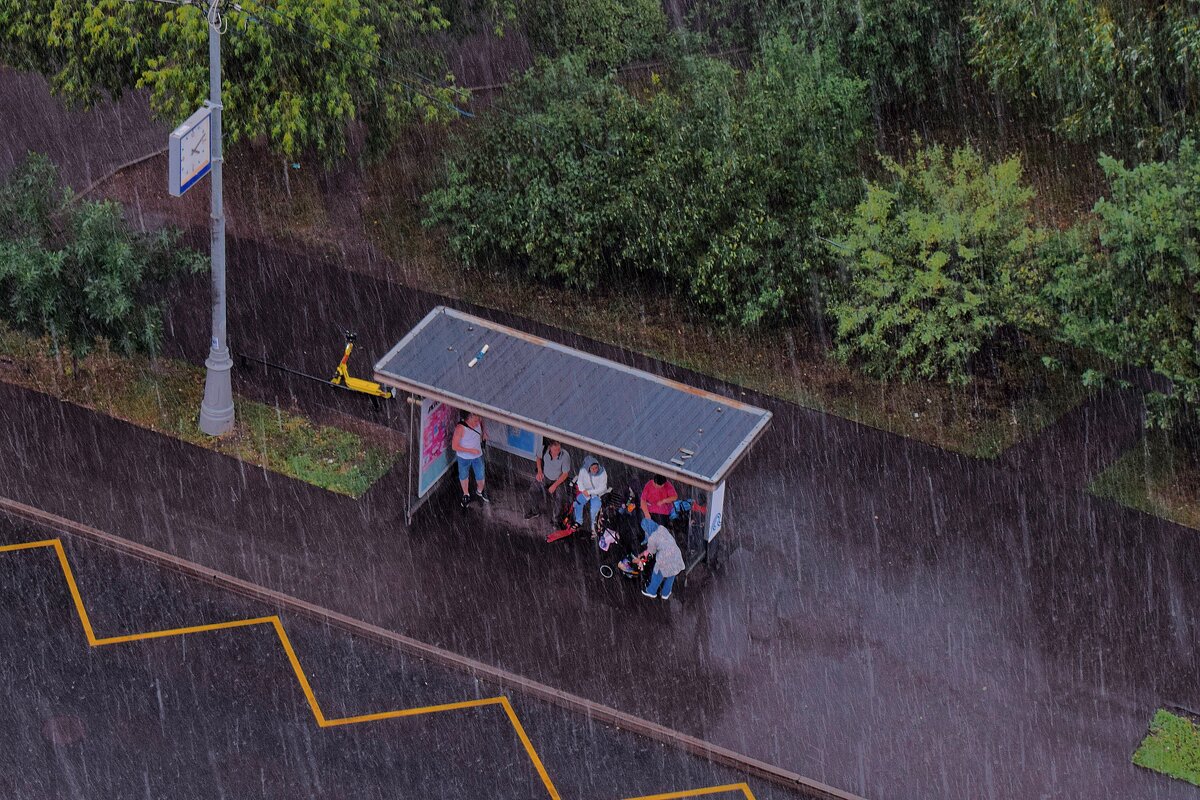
168, 105, 212, 197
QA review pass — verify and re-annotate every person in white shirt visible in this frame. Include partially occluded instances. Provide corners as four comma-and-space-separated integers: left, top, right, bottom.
451, 412, 489, 506
571, 455, 608, 529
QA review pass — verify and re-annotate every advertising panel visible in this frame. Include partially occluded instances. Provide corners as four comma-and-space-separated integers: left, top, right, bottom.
485, 421, 541, 461
706, 480, 726, 541
418, 399, 456, 497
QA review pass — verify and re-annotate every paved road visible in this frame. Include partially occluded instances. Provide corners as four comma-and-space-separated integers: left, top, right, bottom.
3, 70, 1199, 800
0, 518, 814, 800
1, 235, 1197, 800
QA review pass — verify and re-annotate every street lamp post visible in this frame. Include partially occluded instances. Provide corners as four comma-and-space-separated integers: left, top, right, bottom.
198, 0, 234, 435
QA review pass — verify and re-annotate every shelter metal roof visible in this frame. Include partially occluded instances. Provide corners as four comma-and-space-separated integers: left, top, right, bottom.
373, 307, 773, 491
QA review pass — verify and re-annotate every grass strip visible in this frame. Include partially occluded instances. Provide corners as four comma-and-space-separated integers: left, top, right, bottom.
0, 327, 399, 498
100, 145, 1091, 460
1090, 436, 1200, 531
1133, 709, 1200, 786
374, 258, 1085, 458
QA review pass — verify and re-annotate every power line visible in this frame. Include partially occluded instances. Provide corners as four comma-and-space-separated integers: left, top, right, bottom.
224, 0, 611, 154
125, 0, 612, 155
226, 0, 475, 118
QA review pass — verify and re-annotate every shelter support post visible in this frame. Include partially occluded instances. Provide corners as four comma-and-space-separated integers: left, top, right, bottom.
705, 487, 723, 571
406, 393, 417, 526
682, 488, 708, 579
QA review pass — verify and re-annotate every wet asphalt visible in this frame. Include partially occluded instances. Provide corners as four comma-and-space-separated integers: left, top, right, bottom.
0, 518, 814, 800
2, 68, 1200, 800
0, 235, 1197, 800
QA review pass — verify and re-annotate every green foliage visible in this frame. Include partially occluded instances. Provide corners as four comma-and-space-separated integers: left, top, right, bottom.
0, 0, 457, 159
0, 153, 205, 363
1133, 710, 1200, 786
969, 0, 1200, 149
690, 0, 966, 107
1090, 436, 1200, 531
239, 400, 396, 497
830, 143, 1046, 386
425, 37, 867, 326
1051, 140, 1200, 430
525, 0, 667, 69
437, 0, 518, 38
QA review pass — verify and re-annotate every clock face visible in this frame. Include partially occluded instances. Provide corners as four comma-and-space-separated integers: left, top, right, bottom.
179, 114, 211, 186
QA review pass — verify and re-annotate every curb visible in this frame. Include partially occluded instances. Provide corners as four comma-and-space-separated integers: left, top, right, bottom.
0, 496, 865, 800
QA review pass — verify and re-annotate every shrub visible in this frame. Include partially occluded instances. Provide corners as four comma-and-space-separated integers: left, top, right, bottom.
969, 0, 1200, 149
524, 0, 667, 69
1052, 140, 1200, 434
0, 153, 205, 365
425, 37, 867, 327
829, 143, 1046, 386
690, 0, 966, 108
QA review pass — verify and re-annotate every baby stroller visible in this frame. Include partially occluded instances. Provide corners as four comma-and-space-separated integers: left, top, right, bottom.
614, 551, 649, 580
597, 487, 650, 579
610, 497, 705, 581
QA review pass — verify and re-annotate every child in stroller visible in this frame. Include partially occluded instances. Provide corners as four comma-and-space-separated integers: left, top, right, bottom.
613, 497, 706, 580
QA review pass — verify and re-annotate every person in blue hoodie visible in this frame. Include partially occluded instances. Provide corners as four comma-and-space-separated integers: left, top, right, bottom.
572, 456, 608, 529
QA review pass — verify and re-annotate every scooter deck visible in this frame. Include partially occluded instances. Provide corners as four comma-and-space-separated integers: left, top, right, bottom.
546, 525, 577, 543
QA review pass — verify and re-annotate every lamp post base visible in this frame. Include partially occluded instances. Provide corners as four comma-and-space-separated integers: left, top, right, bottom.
198, 349, 235, 435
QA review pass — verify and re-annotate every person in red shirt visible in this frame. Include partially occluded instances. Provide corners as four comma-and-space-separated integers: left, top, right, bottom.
640, 474, 678, 528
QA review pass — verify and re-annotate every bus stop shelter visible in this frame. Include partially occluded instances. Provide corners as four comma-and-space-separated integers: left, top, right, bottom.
373, 306, 772, 570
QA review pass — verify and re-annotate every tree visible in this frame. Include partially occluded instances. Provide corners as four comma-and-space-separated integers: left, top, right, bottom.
425, 37, 867, 327
829, 143, 1046, 386
0, 0, 459, 159
689, 0, 967, 109
1051, 141, 1200, 434
680, 37, 868, 326
524, 0, 668, 69
969, 0, 1200, 149
0, 153, 205, 365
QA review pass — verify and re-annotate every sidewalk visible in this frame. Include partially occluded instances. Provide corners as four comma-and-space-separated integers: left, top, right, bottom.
3, 235, 1198, 799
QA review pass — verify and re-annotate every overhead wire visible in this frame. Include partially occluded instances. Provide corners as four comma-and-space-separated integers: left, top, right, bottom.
225, 0, 476, 119
223, 0, 611, 154
122, 0, 615, 155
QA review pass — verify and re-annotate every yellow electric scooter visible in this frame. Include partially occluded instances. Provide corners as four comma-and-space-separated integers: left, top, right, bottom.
330, 332, 393, 399
238, 332, 393, 405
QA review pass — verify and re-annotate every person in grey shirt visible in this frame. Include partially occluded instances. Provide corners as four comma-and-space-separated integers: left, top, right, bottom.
525, 440, 572, 520
640, 523, 685, 600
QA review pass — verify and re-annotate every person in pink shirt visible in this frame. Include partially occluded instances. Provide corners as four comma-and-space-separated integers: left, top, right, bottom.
640, 474, 678, 528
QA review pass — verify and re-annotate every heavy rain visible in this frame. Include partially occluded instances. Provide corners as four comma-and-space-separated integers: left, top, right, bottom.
0, 1, 1198, 799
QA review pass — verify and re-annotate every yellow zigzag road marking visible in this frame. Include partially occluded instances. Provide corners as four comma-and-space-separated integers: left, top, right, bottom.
1, 539, 758, 800
625, 786, 755, 800
3, 539, 559, 800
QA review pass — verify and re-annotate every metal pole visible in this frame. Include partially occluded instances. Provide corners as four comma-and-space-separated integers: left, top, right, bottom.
199, 0, 234, 435
406, 394, 416, 525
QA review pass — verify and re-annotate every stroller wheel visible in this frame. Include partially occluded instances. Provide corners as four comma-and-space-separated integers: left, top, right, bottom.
599, 564, 614, 579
